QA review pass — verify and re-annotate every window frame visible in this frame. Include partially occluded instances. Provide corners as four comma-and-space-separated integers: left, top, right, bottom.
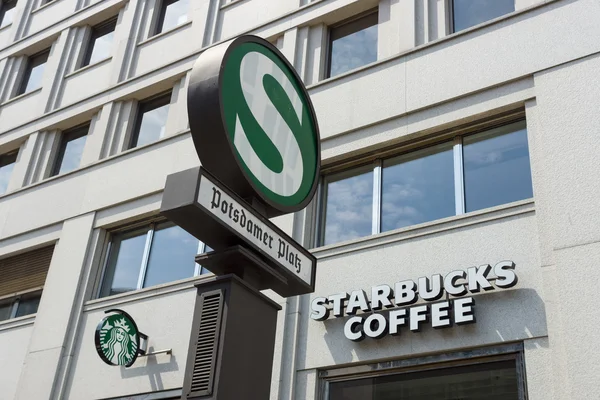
326, 9, 378, 79
81, 17, 117, 68
154, 0, 187, 36
129, 92, 172, 149
0, 0, 17, 29
17, 48, 50, 96
319, 343, 528, 400
97, 219, 210, 298
314, 113, 530, 247
51, 123, 89, 177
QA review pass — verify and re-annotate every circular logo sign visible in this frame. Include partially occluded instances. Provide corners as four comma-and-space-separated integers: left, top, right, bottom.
188, 35, 320, 217
94, 310, 140, 367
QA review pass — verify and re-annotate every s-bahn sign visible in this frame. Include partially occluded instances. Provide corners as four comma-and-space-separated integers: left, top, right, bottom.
310, 261, 518, 341
188, 35, 320, 217
161, 35, 320, 297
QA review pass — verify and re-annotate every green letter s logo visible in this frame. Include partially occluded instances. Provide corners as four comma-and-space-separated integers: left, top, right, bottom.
235, 51, 304, 197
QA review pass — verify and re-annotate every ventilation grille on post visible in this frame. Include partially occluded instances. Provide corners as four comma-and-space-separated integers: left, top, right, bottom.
189, 291, 224, 397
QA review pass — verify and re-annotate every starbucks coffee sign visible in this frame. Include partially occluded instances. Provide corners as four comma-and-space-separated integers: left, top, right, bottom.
162, 35, 320, 297
311, 261, 518, 341
188, 35, 320, 218
95, 309, 147, 367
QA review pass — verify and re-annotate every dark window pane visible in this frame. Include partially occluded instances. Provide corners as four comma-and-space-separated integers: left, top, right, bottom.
453, 0, 515, 32
329, 360, 519, 400
323, 169, 373, 246
54, 126, 88, 176
102, 230, 148, 297
328, 13, 378, 78
382, 144, 455, 232
0, 151, 17, 195
0, 300, 13, 321
143, 222, 198, 288
158, 0, 189, 34
0, 1, 16, 28
132, 98, 170, 148
15, 295, 41, 317
20, 51, 49, 95
463, 121, 532, 212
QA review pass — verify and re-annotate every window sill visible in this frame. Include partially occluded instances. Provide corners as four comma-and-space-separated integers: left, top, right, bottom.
220, 0, 248, 10
0, 314, 36, 332
0, 87, 42, 107
84, 272, 215, 312
64, 56, 112, 79
0, 23, 12, 33
32, 0, 61, 15
312, 198, 535, 260
137, 19, 193, 47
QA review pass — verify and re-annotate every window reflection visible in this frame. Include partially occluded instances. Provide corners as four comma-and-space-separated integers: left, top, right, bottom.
143, 222, 198, 288
100, 222, 210, 298
323, 169, 373, 246
102, 230, 147, 296
53, 124, 88, 176
452, 0, 515, 32
328, 12, 378, 78
463, 122, 532, 212
86, 20, 116, 67
158, 0, 189, 34
382, 145, 455, 232
19, 50, 49, 95
0, 1, 16, 29
132, 95, 171, 149
0, 151, 18, 195
15, 295, 41, 318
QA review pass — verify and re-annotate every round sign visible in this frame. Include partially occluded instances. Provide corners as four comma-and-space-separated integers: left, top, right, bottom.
188, 35, 321, 217
94, 310, 140, 367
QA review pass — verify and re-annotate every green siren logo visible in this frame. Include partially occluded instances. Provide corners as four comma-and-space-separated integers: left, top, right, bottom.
95, 310, 140, 367
188, 35, 321, 217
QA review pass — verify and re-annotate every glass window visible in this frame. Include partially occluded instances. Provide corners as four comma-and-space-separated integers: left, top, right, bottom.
130, 93, 171, 149
327, 11, 378, 78
317, 119, 532, 247
0, 300, 12, 321
463, 121, 532, 212
322, 168, 373, 246
143, 222, 199, 288
382, 144, 455, 232
82, 18, 117, 67
452, 0, 515, 32
100, 222, 210, 298
0, 0, 16, 29
18, 49, 49, 95
14, 294, 41, 318
328, 360, 519, 400
52, 124, 88, 176
0, 150, 18, 195
155, 0, 189, 35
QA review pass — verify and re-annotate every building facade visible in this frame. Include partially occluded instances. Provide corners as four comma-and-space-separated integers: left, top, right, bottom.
0, 0, 598, 399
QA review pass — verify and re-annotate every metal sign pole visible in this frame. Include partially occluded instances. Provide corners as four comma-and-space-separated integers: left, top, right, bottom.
160, 35, 321, 400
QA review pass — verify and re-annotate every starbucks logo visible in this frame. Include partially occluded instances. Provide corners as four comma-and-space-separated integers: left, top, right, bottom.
188, 35, 321, 217
95, 310, 141, 367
